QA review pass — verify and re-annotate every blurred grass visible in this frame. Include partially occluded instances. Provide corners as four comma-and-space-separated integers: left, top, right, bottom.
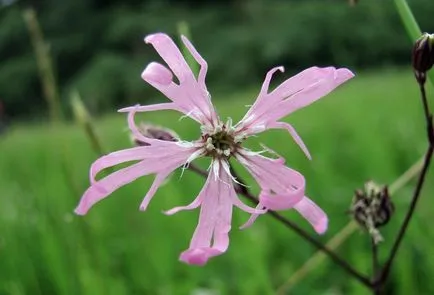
1, 69, 434, 295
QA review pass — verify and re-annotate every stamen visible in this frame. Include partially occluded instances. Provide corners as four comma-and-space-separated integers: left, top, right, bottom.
225, 117, 233, 129
234, 134, 245, 143
214, 125, 222, 133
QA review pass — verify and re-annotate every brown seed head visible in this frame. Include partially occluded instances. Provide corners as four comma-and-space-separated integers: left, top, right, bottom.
350, 181, 394, 243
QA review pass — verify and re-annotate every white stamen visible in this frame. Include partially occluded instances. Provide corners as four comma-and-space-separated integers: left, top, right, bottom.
185, 148, 205, 166
225, 117, 233, 129
259, 143, 284, 160
214, 125, 222, 133
240, 148, 266, 157
223, 149, 231, 157
234, 133, 246, 143
205, 137, 215, 150
221, 160, 249, 188
179, 107, 203, 122
216, 149, 223, 155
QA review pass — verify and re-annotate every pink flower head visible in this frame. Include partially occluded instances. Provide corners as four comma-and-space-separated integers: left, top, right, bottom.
75, 33, 354, 265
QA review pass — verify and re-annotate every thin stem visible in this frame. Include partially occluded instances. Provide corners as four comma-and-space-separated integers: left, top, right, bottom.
380, 145, 433, 282
371, 238, 381, 295
23, 8, 63, 123
71, 91, 105, 155
188, 163, 372, 289
277, 155, 424, 294
420, 83, 431, 123
379, 82, 434, 284
240, 186, 372, 288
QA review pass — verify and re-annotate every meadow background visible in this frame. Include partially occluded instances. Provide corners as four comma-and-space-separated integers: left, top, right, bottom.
1, 0, 434, 294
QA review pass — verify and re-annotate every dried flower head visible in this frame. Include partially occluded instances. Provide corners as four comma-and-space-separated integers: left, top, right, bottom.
75, 33, 354, 265
412, 33, 434, 84
351, 181, 394, 244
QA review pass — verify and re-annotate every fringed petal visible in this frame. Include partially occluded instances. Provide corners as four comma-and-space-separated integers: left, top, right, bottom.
294, 196, 328, 234
237, 66, 354, 135
75, 140, 198, 215
236, 152, 305, 211
139, 33, 218, 126
179, 161, 234, 265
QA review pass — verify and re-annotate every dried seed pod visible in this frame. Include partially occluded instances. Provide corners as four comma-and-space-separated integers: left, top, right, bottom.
412, 33, 434, 84
350, 181, 394, 244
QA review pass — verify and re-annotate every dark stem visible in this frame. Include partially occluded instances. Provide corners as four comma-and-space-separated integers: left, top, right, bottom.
371, 238, 381, 295
420, 82, 431, 123
379, 81, 434, 285
188, 163, 372, 288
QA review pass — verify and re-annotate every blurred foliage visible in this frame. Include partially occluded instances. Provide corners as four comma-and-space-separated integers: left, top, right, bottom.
1, 0, 434, 118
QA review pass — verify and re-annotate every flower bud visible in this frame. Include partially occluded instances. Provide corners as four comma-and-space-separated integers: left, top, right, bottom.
350, 181, 394, 244
412, 33, 434, 84
132, 123, 178, 146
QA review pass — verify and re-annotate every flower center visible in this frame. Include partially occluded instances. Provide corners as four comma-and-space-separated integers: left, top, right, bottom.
202, 124, 239, 158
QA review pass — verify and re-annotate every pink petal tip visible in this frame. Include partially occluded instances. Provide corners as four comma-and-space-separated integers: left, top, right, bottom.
144, 33, 163, 44
313, 216, 328, 235
74, 207, 87, 216
141, 62, 173, 85
336, 68, 355, 83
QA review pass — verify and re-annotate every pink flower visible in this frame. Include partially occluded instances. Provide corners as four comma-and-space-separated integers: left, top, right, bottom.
75, 33, 354, 265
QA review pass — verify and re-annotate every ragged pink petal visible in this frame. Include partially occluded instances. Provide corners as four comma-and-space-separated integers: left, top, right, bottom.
118, 102, 180, 114
265, 68, 354, 122
294, 196, 328, 234
144, 33, 194, 80
239, 203, 266, 230
75, 160, 150, 215
179, 248, 223, 266
267, 122, 311, 160
237, 66, 354, 136
219, 160, 267, 214
142, 62, 173, 85
240, 66, 284, 125
236, 152, 305, 211
181, 35, 208, 87
258, 190, 304, 211
240, 196, 328, 235
163, 193, 202, 215
139, 170, 172, 211
179, 160, 234, 265
230, 193, 267, 214
141, 33, 218, 126
124, 107, 187, 147
89, 146, 175, 184
75, 139, 199, 215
